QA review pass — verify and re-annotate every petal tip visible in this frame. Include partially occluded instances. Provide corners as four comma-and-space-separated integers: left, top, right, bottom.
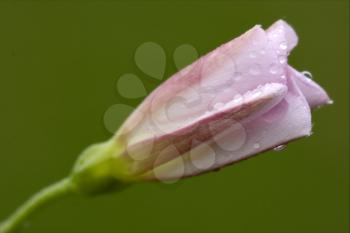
287, 66, 332, 109
267, 19, 299, 51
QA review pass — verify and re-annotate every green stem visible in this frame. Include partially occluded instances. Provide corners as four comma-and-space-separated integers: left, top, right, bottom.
0, 178, 72, 233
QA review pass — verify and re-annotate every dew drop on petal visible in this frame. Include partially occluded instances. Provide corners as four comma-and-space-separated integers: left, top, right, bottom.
279, 41, 288, 50
302, 71, 313, 79
233, 94, 243, 104
269, 63, 283, 75
253, 143, 261, 149
268, 32, 278, 39
273, 144, 286, 152
214, 102, 225, 110
251, 89, 262, 99
278, 55, 287, 64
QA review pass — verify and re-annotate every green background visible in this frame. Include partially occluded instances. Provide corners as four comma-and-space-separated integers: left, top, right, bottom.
0, 0, 348, 232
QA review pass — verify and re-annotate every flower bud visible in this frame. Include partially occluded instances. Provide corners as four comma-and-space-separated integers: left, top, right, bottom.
70, 20, 331, 192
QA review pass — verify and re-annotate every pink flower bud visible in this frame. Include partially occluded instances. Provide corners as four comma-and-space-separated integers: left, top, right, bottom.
112, 20, 331, 183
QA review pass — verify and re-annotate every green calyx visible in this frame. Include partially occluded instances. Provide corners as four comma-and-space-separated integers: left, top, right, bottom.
70, 139, 132, 195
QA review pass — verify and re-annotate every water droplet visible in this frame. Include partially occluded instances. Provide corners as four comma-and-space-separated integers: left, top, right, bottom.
278, 55, 287, 64
273, 144, 286, 151
270, 33, 278, 38
327, 100, 334, 105
233, 94, 243, 104
280, 75, 286, 80
251, 89, 262, 99
269, 63, 282, 75
279, 41, 288, 50
249, 64, 261, 75
302, 71, 313, 79
214, 102, 225, 110
253, 143, 260, 149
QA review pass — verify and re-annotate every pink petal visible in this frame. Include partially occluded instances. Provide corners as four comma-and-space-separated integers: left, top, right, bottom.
141, 73, 311, 181
117, 24, 290, 142
288, 66, 332, 108
138, 83, 290, 180
266, 19, 298, 53
112, 20, 330, 182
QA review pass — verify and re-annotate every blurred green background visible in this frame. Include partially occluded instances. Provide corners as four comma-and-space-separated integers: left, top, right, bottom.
0, 0, 348, 232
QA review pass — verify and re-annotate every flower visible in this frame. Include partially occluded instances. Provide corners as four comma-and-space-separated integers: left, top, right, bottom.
0, 20, 332, 233
71, 20, 331, 193
107, 20, 331, 183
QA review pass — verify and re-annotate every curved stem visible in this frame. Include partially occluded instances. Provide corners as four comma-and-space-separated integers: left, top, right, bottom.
0, 178, 72, 233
